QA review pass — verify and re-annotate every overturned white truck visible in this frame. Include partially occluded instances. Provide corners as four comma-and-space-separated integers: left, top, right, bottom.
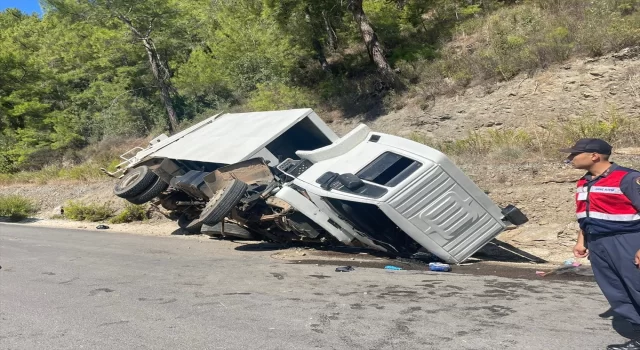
103, 108, 527, 263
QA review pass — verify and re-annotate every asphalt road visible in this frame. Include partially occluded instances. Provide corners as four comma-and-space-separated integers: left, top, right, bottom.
0, 224, 635, 350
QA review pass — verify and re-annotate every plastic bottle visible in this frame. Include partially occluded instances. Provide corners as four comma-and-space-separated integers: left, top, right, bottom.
428, 262, 451, 272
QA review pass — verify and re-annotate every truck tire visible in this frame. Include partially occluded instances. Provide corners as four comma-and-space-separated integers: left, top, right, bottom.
201, 222, 255, 240
199, 180, 247, 225
177, 212, 203, 234
113, 166, 157, 199
127, 177, 169, 205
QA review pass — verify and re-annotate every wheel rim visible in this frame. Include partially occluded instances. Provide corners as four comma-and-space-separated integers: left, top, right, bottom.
121, 172, 141, 188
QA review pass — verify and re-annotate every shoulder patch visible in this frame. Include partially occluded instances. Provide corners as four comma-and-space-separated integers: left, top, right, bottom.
636, 177, 640, 186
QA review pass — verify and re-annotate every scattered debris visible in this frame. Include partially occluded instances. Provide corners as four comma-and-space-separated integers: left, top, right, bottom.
536, 264, 593, 277
428, 262, 452, 272
52, 205, 64, 216
96, 224, 109, 230
563, 258, 582, 267
384, 265, 403, 270
335, 266, 354, 272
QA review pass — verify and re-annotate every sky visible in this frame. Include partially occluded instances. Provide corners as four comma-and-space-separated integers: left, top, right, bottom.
1, 0, 44, 16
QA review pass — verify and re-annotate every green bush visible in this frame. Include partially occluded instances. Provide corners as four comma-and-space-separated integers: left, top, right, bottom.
110, 203, 148, 224
434, 0, 640, 87
63, 201, 114, 222
0, 195, 38, 221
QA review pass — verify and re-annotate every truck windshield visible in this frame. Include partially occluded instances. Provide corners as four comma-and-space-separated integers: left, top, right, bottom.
356, 152, 421, 187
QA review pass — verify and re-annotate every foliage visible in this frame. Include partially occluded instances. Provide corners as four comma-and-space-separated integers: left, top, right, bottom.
247, 83, 318, 111
1, 0, 639, 174
63, 200, 114, 221
110, 203, 148, 224
0, 195, 38, 221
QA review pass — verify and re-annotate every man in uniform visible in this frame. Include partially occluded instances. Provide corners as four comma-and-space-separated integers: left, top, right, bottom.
561, 138, 640, 350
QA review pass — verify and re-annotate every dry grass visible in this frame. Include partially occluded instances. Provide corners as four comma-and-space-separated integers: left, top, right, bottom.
408, 108, 640, 163
0, 163, 108, 186
0, 136, 151, 186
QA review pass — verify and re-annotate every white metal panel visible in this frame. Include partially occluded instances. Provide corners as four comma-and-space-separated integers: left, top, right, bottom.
296, 124, 371, 163
136, 109, 339, 165
386, 165, 505, 263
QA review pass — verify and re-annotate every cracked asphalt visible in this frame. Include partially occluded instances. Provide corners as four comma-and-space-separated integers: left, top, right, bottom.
0, 224, 635, 349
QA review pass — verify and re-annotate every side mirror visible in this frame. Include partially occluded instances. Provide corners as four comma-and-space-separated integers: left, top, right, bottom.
337, 173, 364, 191
501, 205, 528, 226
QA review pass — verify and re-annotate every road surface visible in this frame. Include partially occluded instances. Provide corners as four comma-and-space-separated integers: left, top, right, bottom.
0, 224, 634, 349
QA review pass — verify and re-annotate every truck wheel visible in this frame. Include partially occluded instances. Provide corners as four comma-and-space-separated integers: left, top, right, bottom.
201, 222, 255, 240
127, 177, 169, 205
113, 166, 157, 199
177, 212, 202, 234
199, 179, 248, 225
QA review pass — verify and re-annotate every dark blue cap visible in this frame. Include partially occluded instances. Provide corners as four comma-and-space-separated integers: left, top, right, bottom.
559, 138, 612, 155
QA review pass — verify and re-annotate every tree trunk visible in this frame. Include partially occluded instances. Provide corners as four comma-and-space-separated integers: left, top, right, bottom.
312, 38, 331, 72
142, 38, 179, 132
347, 0, 398, 87
305, 6, 331, 73
116, 14, 179, 132
323, 11, 338, 52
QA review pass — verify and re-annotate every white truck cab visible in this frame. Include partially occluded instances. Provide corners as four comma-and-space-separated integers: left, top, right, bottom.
275, 124, 525, 263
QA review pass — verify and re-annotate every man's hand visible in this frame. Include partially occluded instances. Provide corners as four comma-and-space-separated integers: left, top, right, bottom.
574, 243, 589, 258
635, 249, 640, 269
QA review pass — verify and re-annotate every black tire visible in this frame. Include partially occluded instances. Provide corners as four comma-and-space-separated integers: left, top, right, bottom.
199, 180, 248, 225
127, 177, 169, 205
201, 222, 255, 239
114, 166, 158, 199
177, 212, 202, 234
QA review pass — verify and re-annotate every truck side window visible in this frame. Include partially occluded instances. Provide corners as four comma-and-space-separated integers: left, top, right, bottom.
356, 152, 421, 187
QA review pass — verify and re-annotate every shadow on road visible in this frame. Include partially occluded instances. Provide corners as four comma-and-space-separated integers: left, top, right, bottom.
0, 217, 43, 224
600, 308, 640, 340
472, 239, 548, 264
234, 238, 548, 265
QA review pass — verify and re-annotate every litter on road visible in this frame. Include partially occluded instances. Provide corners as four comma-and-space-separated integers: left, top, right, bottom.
335, 266, 355, 272
428, 262, 452, 272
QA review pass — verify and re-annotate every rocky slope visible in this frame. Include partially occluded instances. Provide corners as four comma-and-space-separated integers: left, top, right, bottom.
332, 47, 640, 140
